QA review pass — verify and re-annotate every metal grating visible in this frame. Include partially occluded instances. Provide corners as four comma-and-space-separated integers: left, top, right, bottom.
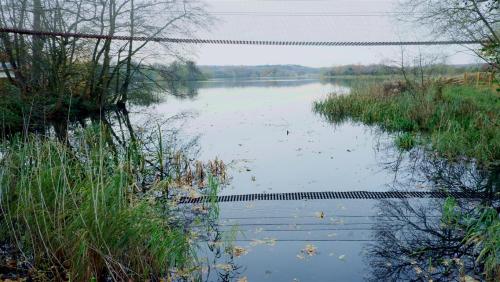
178, 191, 490, 203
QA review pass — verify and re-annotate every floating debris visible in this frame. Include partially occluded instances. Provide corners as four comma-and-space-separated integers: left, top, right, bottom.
338, 254, 346, 261
315, 211, 325, 219
236, 277, 248, 282
300, 244, 318, 257
231, 246, 248, 258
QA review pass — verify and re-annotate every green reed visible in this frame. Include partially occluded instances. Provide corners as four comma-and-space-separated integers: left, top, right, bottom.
0, 126, 198, 281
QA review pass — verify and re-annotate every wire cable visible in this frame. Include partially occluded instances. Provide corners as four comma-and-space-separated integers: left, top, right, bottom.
0, 28, 483, 46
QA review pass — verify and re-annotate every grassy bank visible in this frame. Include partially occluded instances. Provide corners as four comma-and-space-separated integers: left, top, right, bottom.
0, 127, 216, 281
314, 83, 499, 165
443, 198, 500, 280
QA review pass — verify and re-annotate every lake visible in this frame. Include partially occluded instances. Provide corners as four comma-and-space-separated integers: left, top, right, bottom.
133, 79, 488, 281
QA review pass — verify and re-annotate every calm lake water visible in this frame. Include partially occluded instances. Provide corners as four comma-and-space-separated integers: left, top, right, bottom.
141, 79, 407, 195
134, 79, 487, 281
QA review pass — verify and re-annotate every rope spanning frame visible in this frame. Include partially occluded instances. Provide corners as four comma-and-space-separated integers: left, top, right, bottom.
0, 28, 483, 46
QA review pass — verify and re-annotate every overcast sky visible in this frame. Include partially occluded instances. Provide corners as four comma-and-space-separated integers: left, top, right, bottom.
178, 0, 480, 67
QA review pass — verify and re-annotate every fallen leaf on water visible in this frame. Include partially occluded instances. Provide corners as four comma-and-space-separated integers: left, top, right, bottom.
236, 277, 248, 282
338, 254, 346, 261
301, 244, 318, 256
315, 211, 325, 219
232, 246, 248, 257
296, 254, 305, 260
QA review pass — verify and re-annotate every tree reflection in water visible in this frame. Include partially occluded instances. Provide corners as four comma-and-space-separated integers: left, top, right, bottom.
104, 107, 244, 281
367, 149, 498, 281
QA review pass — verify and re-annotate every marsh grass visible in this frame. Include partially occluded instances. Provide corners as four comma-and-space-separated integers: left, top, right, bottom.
314, 83, 499, 165
442, 197, 500, 279
0, 126, 203, 281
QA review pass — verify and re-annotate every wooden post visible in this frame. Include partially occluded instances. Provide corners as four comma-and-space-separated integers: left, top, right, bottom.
476, 72, 480, 87
464, 72, 468, 84
488, 72, 493, 87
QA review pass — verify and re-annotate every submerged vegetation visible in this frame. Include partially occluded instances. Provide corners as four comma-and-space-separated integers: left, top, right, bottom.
314, 83, 499, 165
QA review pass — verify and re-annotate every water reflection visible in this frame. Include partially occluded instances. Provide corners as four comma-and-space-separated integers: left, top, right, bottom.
367, 152, 499, 281
100, 79, 497, 281
197, 78, 326, 89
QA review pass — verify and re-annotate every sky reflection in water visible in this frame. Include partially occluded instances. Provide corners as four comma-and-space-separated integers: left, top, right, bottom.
134, 79, 492, 281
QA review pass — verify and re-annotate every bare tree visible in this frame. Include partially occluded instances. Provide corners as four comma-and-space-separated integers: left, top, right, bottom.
0, 0, 210, 136
400, 0, 499, 69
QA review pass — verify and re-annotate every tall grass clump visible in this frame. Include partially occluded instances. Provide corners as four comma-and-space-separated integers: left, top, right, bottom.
0, 126, 196, 281
314, 83, 499, 165
442, 198, 500, 280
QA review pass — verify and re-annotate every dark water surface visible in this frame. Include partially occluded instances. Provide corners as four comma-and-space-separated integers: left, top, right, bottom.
135, 79, 489, 281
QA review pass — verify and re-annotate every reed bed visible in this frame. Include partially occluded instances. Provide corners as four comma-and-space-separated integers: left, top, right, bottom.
0, 126, 216, 281
314, 83, 499, 165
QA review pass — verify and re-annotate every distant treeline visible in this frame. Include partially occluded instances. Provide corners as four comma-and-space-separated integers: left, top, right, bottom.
194, 64, 489, 80
320, 64, 489, 77
140, 63, 490, 83
198, 65, 321, 79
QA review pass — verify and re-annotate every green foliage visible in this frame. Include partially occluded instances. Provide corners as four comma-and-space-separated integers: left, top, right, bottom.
0, 84, 23, 131
314, 83, 500, 165
441, 197, 500, 279
156, 61, 207, 82
0, 127, 196, 280
395, 132, 416, 151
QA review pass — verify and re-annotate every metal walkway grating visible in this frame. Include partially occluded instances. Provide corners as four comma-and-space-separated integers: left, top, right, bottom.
178, 191, 491, 203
